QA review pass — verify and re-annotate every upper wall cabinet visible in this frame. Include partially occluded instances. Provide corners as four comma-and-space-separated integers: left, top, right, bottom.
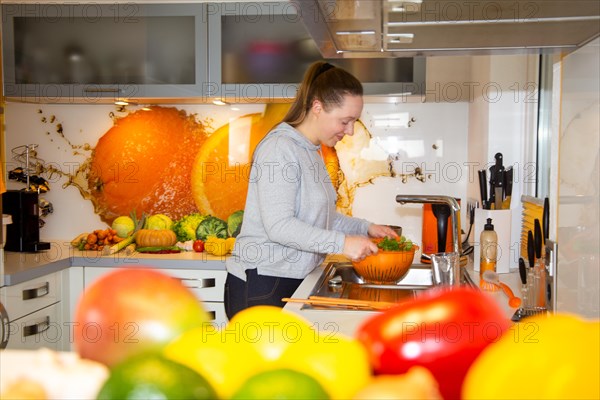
206, 2, 425, 101
1, 3, 208, 101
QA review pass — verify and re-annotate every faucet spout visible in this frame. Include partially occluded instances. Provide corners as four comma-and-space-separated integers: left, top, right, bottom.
395, 195, 461, 254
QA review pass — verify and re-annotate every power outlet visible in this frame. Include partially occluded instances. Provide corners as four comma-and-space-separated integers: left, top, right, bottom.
545, 240, 558, 313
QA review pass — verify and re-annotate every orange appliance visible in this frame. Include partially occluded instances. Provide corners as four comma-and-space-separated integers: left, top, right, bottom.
422, 200, 461, 257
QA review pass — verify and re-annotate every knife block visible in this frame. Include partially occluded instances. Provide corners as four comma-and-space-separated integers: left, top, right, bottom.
473, 209, 513, 274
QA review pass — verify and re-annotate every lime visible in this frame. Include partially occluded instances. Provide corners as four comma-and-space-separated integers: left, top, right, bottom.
232, 368, 330, 400
97, 353, 217, 400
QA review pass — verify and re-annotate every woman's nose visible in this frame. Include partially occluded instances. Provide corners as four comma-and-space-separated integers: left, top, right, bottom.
344, 124, 354, 136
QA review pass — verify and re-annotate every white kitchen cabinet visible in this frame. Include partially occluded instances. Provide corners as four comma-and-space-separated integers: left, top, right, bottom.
1, 271, 63, 350
82, 266, 228, 325
1, 3, 208, 100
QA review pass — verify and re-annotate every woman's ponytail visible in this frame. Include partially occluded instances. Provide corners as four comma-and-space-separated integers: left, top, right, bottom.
283, 61, 362, 127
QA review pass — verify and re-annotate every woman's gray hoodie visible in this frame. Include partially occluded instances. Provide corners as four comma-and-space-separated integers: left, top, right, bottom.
226, 122, 370, 280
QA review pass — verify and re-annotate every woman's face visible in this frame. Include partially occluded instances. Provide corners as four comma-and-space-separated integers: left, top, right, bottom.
315, 94, 363, 147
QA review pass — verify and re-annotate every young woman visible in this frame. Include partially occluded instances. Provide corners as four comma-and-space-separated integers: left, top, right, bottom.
224, 61, 397, 319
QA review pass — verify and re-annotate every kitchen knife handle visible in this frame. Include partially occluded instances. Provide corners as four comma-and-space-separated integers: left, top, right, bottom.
543, 197, 549, 243
505, 167, 513, 197
518, 257, 527, 284
534, 219, 543, 259
478, 170, 488, 209
527, 230, 535, 269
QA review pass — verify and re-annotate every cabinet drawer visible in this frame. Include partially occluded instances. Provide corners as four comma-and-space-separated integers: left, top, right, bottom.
84, 267, 226, 302
202, 301, 228, 327
167, 270, 227, 303
6, 302, 61, 351
2, 272, 61, 321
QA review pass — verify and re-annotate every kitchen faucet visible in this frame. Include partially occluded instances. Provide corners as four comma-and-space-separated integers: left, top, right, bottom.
395, 195, 461, 254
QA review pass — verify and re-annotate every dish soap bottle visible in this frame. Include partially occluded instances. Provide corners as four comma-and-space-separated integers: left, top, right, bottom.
480, 218, 498, 291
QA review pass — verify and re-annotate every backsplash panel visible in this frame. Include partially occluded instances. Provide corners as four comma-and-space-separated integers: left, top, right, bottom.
3, 101, 469, 249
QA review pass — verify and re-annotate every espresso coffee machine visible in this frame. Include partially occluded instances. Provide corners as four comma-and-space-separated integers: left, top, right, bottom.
2, 190, 50, 252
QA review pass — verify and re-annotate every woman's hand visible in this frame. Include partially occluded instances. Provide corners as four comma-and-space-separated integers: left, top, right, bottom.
343, 236, 379, 261
368, 224, 399, 239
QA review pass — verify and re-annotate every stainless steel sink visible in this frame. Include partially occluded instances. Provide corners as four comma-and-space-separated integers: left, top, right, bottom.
305, 261, 477, 310
304, 262, 433, 310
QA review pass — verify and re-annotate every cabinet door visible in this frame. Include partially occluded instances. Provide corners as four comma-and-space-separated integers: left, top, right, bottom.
207, 1, 307, 101
6, 302, 62, 351
206, 2, 425, 100
2, 3, 208, 99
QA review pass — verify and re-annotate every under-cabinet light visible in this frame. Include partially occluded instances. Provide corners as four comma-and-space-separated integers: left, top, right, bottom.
114, 100, 129, 106
212, 99, 228, 106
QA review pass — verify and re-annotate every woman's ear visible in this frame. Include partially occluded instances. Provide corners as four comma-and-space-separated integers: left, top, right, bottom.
311, 99, 323, 115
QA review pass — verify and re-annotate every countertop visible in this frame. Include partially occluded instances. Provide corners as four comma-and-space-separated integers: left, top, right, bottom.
3, 243, 524, 338
2, 241, 227, 286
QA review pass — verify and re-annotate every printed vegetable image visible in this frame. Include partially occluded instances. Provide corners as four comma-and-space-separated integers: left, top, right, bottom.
135, 229, 177, 248
144, 214, 174, 230
172, 213, 207, 242
111, 216, 135, 238
195, 216, 228, 241
227, 210, 244, 238
192, 240, 204, 253
356, 287, 510, 400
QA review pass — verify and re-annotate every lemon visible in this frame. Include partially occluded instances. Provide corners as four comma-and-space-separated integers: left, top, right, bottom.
279, 331, 372, 400
96, 352, 216, 400
232, 368, 330, 400
165, 326, 262, 399
227, 305, 316, 363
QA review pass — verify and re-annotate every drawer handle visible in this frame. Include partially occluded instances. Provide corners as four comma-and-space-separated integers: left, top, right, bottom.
83, 88, 121, 93
22, 282, 50, 300
23, 316, 50, 337
0, 303, 9, 349
207, 311, 216, 321
179, 278, 216, 289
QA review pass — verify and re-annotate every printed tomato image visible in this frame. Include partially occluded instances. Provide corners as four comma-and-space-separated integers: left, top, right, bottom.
356, 287, 511, 400
74, 267, 210, 367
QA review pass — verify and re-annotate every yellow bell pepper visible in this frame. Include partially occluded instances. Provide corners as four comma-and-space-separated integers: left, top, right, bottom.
204, 236, 229, 256
462, 313, 600, 399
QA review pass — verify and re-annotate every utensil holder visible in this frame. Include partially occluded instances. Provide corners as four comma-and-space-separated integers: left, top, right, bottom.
474, 209, 513, 274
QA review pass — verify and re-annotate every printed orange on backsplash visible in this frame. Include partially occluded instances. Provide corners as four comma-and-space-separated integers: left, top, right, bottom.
87, 104, 342, 224
190, 109, 278, 221
191, 103, 343, 220
88, 106, 208, 223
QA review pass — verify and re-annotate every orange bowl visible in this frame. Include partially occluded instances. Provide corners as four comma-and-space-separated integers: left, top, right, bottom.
352, 245, 419, 284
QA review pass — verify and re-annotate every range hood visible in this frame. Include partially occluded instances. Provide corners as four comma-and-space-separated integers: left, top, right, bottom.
292, 0, 600, 57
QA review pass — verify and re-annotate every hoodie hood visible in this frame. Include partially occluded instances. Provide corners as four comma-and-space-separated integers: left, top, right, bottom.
267, 122, 321, 152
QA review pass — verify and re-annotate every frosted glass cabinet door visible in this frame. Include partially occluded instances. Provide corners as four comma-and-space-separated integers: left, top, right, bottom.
206, 1, 425, 101
2, 3, 208, 100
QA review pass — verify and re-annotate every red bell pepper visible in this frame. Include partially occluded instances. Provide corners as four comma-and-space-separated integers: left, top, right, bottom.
356, 287, 511, 400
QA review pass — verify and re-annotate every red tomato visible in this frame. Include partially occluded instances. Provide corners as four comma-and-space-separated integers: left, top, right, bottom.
74, 267, 210, 367
356, 287, 510, 400
193, 240, 204, 253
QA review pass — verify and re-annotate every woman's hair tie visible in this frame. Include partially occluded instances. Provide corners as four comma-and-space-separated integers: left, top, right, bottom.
315, 62, 335, 79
